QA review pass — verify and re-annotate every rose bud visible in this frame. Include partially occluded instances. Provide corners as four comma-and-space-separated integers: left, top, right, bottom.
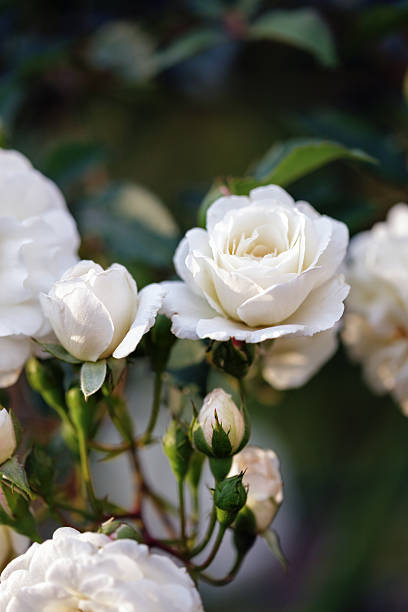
163, 419, 193, 482
213, 473, 247, 527
40, 260, 163, 362
0, 409, 16, 465
229, 446, 283, 533
192, 389, 248, 459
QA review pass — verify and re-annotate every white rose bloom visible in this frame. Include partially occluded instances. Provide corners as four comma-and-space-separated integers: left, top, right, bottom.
0, 410, 16, 465
0, 150, 79, 387
343, 203, 408, 414
262, 327, 338, 390
41, 260, 164, 362
0, 527, 28, 572
0, 527, 203, 612
229, 446, 283, 533
162, 185, 349, 343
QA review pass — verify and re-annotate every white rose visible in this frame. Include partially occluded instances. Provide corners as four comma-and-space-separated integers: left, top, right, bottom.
0, 527, 203, 612
162, 185, 349, 343
262, 327, 338, 390
0, 149, 79, 387
0, 410, 16, 465
193, 388, 246, 457
229, 446, 283, 533
41, 260, 164, 362
343, 203, 408, 414
0, 527, 28, 572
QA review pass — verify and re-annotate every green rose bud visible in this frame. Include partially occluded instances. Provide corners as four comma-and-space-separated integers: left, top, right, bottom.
212, 339, 255, 379
25, 357, 65, 413
213, 473, 247, 527
163, 419, 193, 482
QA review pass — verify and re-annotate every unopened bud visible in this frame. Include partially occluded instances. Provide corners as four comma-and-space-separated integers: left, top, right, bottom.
0, 409, 16, 465
163, 419, 193, 482
193, 388, 248, 458
212, 339, 255, 379
233, 506, 257, 555
25, 357, 65, 412
213, 473, 247, 527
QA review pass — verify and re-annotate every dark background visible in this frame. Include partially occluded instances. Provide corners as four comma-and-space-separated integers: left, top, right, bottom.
1, 0, 408, 610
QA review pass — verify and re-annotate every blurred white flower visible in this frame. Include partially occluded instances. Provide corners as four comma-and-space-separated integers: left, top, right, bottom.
262, 327, 338, 390
343, 203, 408, 414
0, 409, 16, 465
41, 260, 164, 362
193, 388, 246, 457
0, 527, 203, 611
0, 149, 79, 387
162, 185, 349, 343
229, 446, 283, 533
0, 527, 28, 572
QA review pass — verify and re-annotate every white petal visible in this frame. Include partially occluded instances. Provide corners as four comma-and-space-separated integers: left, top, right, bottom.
0, 336, 31, 389
263, 328, 338, 389
40, 288, 114, 362
249, 185, 295, 207
196, 275, 349, 342
206, 195, 250, 232
113, 283, 164, 358
161, 281, 218, 340
237, 266, 323, 327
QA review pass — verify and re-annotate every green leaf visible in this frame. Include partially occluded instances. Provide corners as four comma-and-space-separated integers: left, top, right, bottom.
80, 361, 107, 399
263, 529, 288, 572
0, 457, 32, 498
0, 481, 39, 541
249, 8, 338, 67
229, 138, 377, 194
155, 29, 225, 71
37, 342, 82, 364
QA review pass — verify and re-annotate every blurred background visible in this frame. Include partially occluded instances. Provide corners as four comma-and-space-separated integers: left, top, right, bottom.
1, 0, 408, 610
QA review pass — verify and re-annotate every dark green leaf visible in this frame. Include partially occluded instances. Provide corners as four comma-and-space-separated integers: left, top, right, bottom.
249, 8, 338, 67
156, 29, 225, 70
0, 457, 32, 498
25, 446, 55, 501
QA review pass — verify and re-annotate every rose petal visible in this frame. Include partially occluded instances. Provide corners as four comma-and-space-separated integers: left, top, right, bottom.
161, 281, 218, 340
113, 283, 164, 358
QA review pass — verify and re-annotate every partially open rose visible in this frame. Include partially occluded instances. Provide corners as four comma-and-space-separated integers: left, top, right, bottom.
162, 185, 349, 343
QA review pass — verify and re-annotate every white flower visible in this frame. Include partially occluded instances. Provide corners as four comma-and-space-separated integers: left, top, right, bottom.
343, 203, 408, 414
0, 527, 203, 612
41, 260, 164, 362
0, 150, 79, 387
0, 527, 28, 572
162, 185, 349, 343
229, 446, 283, 533
0, 410, 16, 465
262, 327, 338, 390
193, 388, 246, 457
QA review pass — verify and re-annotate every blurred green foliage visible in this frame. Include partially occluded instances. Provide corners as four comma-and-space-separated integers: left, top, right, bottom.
1, 0, 408, 610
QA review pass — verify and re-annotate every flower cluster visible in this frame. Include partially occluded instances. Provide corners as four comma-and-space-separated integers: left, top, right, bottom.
0, 148, 364, 609
342, 203, 408, 413
0, 150, 79, 387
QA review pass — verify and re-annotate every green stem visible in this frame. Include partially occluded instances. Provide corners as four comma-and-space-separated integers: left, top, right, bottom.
178, 480, 187, 549
199, 552, 245, 586
189, 506, 217, 557
77, 427, 99, 515
194, 523, 227, 571
140, 371, 163, 444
